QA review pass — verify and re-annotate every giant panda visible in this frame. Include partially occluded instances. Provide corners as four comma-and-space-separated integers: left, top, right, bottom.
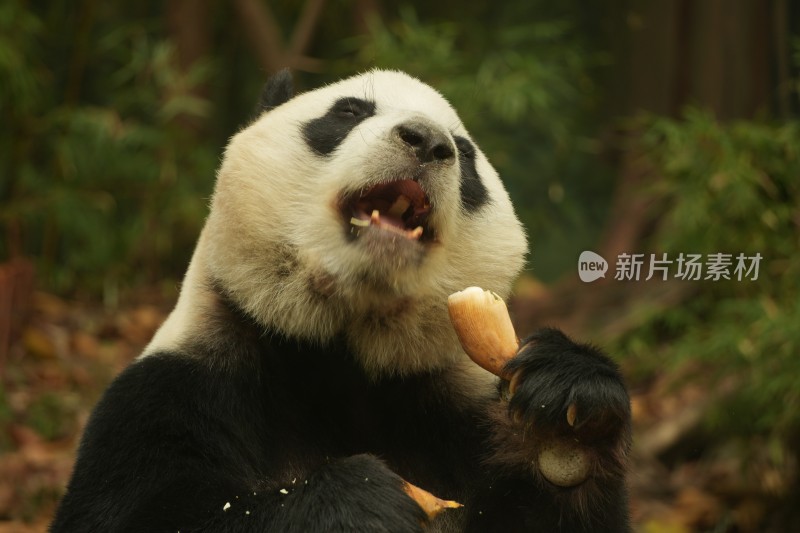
51, 70, 631, 532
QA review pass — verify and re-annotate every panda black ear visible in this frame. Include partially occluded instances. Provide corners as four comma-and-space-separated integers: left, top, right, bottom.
257, 68, 294, 113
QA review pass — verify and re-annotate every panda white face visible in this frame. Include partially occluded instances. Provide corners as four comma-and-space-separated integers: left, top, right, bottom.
157, 70, 527, 376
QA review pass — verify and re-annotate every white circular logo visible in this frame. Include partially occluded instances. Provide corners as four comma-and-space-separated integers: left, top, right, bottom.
578, 251, 608, 282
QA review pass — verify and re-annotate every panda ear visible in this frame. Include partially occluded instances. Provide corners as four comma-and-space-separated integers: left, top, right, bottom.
257, 68, 294, 113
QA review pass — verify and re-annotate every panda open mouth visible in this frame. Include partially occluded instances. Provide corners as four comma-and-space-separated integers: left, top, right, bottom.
342, 179, 434, 242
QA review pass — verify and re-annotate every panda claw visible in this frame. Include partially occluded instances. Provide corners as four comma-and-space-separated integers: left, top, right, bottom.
566, 403, 577, 427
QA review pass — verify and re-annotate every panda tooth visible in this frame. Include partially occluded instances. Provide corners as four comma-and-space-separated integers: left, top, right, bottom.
370, 210, 381, 225
387, 195, 411, 217
350, 217, 370, 227
409, 226, 424, 239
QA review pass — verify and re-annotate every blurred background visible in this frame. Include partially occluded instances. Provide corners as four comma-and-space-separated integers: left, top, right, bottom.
1, 0, 799, 531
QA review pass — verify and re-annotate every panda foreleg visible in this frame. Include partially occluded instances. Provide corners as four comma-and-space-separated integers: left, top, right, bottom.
265, 454, 428, 532
471, 327, 632, 532
188, 454, 427, 532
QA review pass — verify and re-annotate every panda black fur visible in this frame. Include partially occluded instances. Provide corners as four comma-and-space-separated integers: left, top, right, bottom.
51, 70, 631, 532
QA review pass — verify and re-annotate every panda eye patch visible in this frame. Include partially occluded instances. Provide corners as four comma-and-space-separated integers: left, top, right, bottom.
303, 97, 376, 156
453, 135, 488, 212
454, 136, 476, 159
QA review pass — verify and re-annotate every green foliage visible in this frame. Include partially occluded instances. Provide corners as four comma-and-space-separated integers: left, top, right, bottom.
0, 2, 41, 114
645, 110, 799, 258
2, 1, 613, 292
343, 6, 614, 281
1, 2, 215, 297
625, 109, 800, 436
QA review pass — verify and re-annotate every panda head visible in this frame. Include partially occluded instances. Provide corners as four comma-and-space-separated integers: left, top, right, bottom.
196, 70, 527, 375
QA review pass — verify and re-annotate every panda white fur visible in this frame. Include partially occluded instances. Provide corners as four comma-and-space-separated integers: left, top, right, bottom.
51, 70, 631, 532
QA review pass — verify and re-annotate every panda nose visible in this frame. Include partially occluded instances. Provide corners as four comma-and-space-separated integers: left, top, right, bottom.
394, 121, 455, 164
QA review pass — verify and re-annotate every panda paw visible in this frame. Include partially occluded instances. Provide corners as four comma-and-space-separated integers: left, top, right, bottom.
499, 328, 631, 486
279, 454, 428, 533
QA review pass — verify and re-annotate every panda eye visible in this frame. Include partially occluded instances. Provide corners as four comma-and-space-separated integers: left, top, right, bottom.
337, 107, 359, 117
454, 136, 475, 159
332, 98, 371, 119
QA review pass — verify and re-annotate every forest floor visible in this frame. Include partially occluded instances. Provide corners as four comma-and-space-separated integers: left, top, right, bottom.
0, 290, 794, 532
